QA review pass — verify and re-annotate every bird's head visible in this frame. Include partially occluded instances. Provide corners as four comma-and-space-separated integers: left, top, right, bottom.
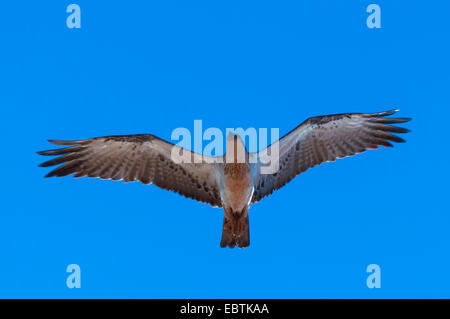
225, 132, 248, 164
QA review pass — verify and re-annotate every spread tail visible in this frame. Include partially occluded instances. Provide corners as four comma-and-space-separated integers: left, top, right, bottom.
220, 210, 250, 248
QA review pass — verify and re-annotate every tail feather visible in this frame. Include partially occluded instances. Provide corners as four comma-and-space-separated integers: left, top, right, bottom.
220, 211, 250, 248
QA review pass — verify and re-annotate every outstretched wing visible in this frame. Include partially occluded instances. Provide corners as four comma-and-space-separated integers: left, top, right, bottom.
251, 109, 411, 203
38, 134, 223, 207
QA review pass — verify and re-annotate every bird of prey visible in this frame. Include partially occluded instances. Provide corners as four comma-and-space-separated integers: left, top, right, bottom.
38, 110, 410, 248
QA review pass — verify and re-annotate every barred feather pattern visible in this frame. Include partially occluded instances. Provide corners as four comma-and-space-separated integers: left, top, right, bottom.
38, 134, 222, 207
251, 110, 411, 203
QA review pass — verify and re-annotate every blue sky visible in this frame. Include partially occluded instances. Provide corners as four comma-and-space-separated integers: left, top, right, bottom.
0, 1, 449, 298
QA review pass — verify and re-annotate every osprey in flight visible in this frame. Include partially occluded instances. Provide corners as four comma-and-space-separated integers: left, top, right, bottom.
38, 110, 410, 248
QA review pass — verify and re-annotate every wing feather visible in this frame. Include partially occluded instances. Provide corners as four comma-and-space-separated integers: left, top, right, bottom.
251, 109, 411, 203
38, 134, 222, 207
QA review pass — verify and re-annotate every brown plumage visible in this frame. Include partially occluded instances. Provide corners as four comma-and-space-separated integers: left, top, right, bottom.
38, 109, 411, 248
251, 110, 411, 202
